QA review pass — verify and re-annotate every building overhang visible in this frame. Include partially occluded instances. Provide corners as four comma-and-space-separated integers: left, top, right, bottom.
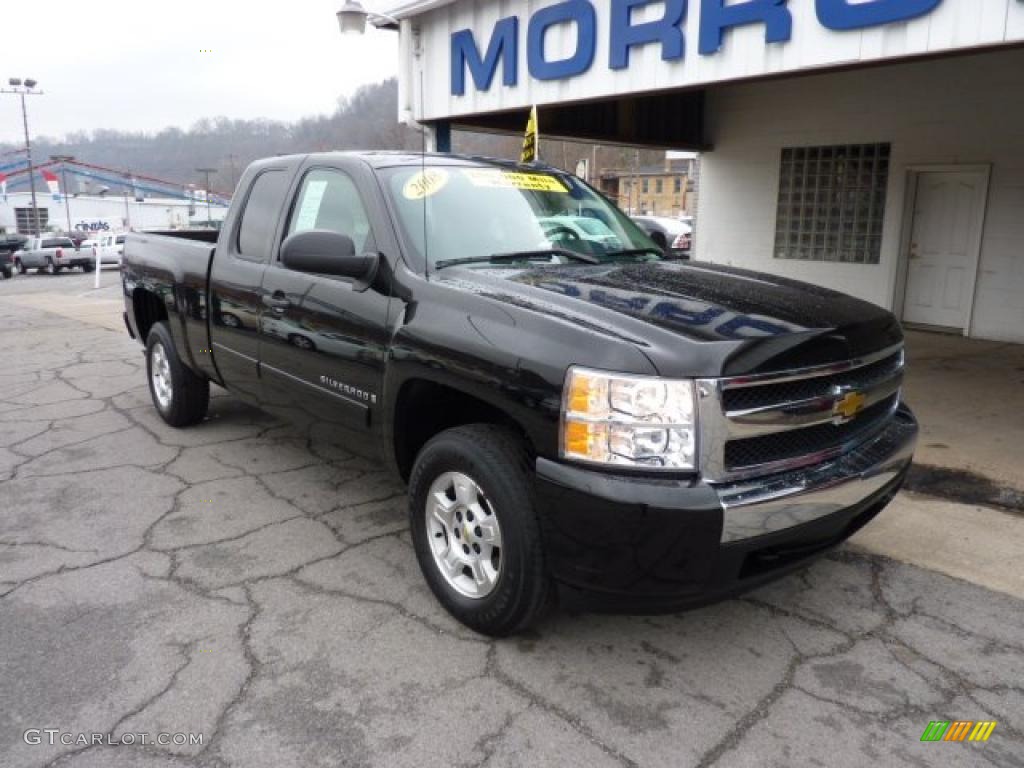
390, 0, 1024, 146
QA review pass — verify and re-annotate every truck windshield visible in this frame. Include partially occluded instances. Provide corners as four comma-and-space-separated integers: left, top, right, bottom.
383, 165, 662, 269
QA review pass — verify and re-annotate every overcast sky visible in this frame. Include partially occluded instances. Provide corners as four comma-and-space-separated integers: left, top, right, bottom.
1, 0, 399, 144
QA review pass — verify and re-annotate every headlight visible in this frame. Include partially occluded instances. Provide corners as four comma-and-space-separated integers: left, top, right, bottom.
560, 367, 697, 471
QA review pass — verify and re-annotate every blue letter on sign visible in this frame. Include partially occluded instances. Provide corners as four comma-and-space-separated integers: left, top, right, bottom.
698, 0, 792, 55
816, 0, 942, 31
527, 0, 596, 81
610, 0, 686, 70
451, 16, 519, 96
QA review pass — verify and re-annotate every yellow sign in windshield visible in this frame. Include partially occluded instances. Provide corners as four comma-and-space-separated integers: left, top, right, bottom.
462, 168, 567, 193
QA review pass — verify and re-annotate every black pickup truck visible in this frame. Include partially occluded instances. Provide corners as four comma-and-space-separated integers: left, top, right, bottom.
123, 152, 917, 636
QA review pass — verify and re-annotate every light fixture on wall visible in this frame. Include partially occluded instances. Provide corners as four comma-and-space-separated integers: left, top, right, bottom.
337, 1, 399, 34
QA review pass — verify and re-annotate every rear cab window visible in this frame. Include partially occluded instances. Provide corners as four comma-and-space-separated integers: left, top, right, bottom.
236, 170, 290, 262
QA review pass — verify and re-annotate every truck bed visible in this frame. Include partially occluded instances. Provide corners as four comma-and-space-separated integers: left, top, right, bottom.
123, 230, 219, 380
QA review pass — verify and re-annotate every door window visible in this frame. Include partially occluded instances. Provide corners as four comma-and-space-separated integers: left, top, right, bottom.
288, 169, 374, 254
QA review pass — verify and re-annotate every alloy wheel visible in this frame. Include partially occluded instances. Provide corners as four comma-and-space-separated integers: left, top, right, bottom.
150, 341, 173, 409
425, 471, 503, 599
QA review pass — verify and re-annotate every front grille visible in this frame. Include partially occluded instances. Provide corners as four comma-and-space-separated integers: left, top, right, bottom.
722, 352, 903, 412
698, 343, 906, 481
724, 395, 897, 470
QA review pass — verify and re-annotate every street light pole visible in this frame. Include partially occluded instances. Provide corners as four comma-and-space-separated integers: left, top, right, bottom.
2, 78, 44, 235
51, 155, 75, 234
196, 167, 216, 227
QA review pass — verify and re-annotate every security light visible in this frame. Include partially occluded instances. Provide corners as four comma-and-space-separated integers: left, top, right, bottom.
337, 1, 399, 34
8, 78, 21, 86
337, 1, 369, 34
24, 79, 37, 88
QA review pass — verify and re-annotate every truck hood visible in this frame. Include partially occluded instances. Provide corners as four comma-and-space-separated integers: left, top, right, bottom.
439, 260, 903, 376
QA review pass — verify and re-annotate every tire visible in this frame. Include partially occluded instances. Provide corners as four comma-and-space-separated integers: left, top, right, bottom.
15, 259, 25, 275
409, 424, 549, 636
83, 262, 95, 273
1, 266, 10, 280
145, 322, 210, 427
43, 257, 55, 275
220, 312, 241, 329
289, 334, 316, 351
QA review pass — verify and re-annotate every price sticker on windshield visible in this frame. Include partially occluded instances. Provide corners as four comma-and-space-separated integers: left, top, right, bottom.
403, 169, 450, 200
463, 168, 568, 193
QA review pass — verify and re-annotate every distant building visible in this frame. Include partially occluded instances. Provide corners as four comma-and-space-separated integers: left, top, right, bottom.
0, 192, 229, 236
599, 156, 698, 218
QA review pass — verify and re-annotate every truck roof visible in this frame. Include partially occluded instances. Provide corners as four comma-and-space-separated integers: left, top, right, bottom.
252, 151, 563, 173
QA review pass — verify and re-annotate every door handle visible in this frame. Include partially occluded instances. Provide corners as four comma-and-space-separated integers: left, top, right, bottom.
262, 293, 291, 313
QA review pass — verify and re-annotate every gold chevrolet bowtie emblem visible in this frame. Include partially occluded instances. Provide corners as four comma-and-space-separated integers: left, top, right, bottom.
833, 391, 867, 422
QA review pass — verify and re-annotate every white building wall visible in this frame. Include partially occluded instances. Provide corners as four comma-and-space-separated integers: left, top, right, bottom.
696, 47, 1024, 343
0, 193, 228, 234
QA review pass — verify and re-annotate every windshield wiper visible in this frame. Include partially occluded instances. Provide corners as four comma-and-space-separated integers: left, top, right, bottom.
603, 247, 665, 260
435, 248, 601, 270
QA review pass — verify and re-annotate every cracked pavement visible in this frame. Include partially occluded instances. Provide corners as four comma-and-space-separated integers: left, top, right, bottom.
1, 274, 1022, 767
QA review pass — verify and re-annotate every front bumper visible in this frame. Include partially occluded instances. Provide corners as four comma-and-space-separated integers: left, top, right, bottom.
534, 404, 917, 612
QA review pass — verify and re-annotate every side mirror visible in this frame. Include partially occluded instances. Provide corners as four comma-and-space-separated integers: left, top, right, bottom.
280, 230, 376, 282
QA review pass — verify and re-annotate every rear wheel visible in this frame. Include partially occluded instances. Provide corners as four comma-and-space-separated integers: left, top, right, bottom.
82, 262, 95, 273
1, 266, 10, 280
15, 259, 25, 275
145, 322, 210, 427
409, 424, 549, 636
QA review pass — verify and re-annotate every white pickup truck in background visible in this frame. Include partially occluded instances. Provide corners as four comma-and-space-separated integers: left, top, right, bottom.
95, 233, 126, 266
13, 237, 95, 275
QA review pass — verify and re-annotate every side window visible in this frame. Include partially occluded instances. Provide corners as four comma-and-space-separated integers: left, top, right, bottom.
237, 169, 289, 262
287, 169, 374, 254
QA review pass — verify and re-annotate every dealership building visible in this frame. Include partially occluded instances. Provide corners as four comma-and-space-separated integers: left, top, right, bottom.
383, 0, 1024, 343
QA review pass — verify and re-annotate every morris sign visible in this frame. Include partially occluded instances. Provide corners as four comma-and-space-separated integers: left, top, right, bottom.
451, 0, 944, 95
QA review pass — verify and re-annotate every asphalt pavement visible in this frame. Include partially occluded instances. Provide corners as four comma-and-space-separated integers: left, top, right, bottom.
1, 271, 1021, 767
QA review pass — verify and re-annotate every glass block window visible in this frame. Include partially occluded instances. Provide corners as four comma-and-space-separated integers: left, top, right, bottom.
774, 144, 890, 264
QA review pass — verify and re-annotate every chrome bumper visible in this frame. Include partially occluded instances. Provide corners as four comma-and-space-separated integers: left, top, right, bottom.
713, 405, 917, 543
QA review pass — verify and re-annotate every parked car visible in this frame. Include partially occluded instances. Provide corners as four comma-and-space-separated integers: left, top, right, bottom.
95, 233, 126, 266
539, 214, 622, 248
123, 153, 917, 636
14, 236, 94, 274
632, 215, 692, 258
0, 234, 27, 279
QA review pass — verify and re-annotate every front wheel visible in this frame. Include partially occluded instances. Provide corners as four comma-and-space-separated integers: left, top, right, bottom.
146, 322, 210, 427
409, 424, 549, 637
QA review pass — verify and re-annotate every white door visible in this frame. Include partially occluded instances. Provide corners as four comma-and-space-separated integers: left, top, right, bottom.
902, 170, 988, 330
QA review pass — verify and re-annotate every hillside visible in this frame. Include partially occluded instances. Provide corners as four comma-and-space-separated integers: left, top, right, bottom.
1, 79, 665, 196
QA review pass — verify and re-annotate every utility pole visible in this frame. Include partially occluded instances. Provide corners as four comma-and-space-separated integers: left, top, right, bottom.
1, 78, 43, 235
123, 173, 133, 230
227, 154, 239, 192
51, 155, 75, 234
196, 168, 217, 227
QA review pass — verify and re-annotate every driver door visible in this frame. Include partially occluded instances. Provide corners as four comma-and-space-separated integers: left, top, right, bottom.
257, 162, 390, 452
